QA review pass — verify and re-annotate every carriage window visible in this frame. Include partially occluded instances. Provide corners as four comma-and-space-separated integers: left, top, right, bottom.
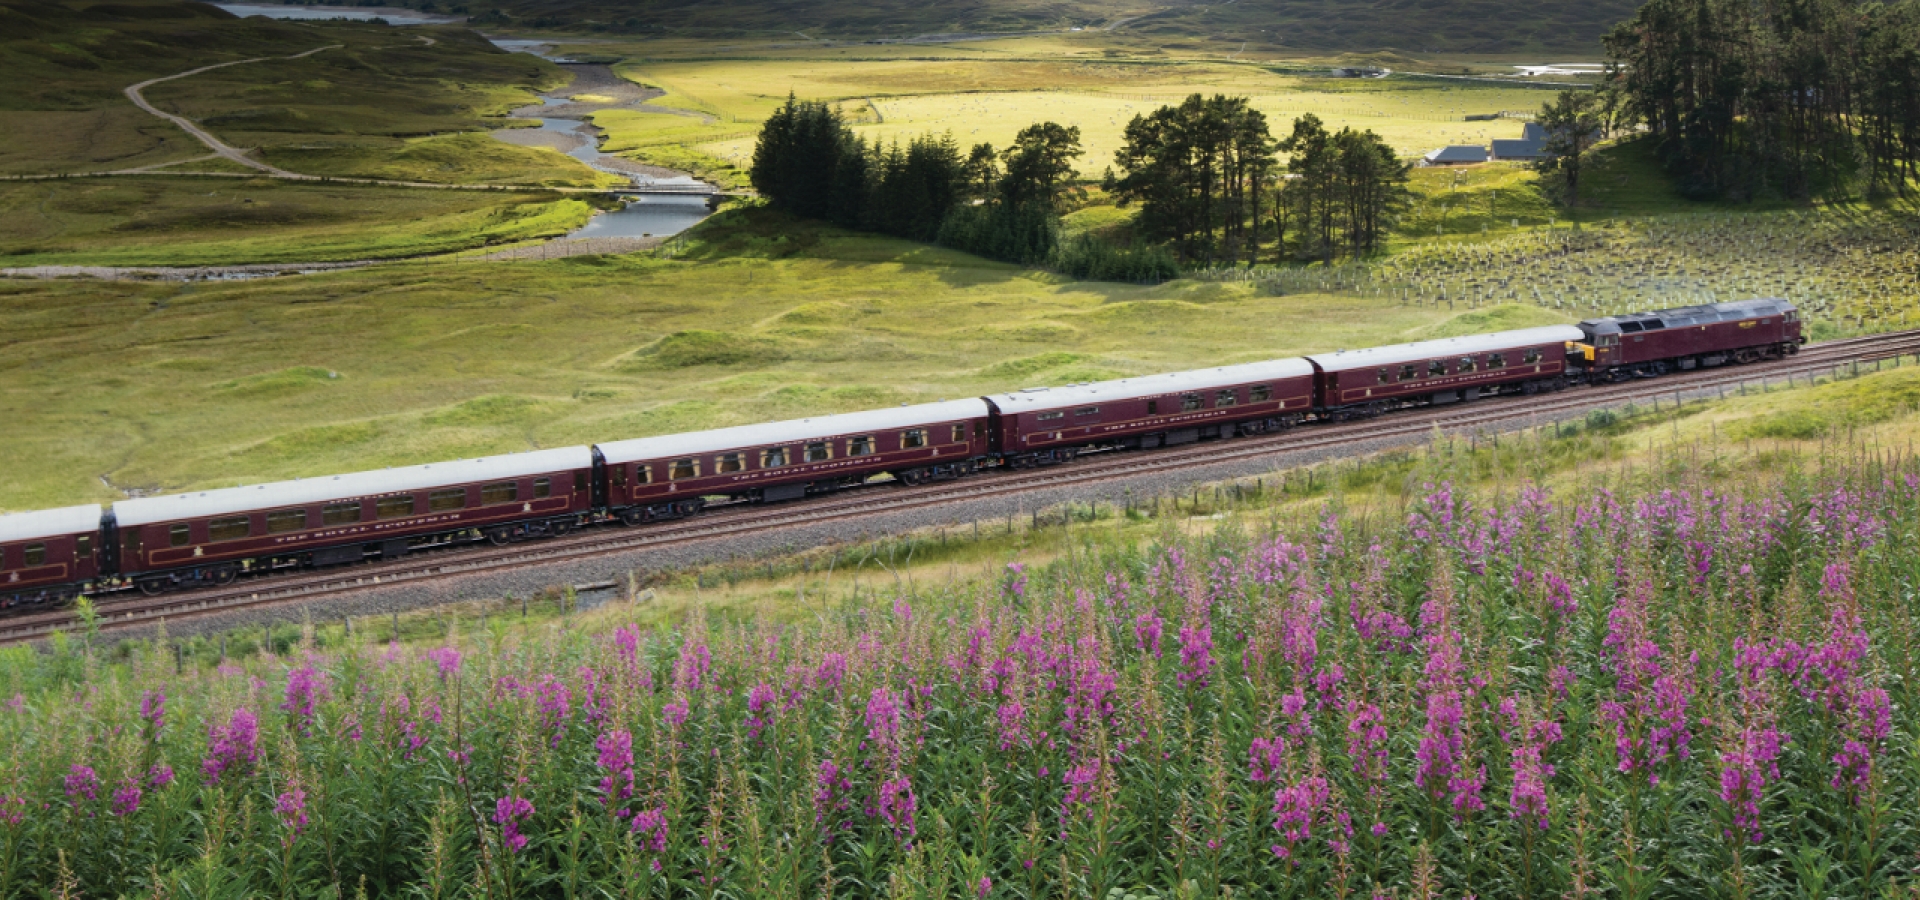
209, 516, 251, 542
1523, 348, 1543, 364
1458, 356, 1477, 373
170, 524, 191, 547
573, 472, 588, 493
1251, 385, 1272, 402
1215, 390, 1237, 408
267, 509, 309, 534
1428, 360, 1447, 377
1486, 353, 1506, 369
1037, 411, 1065, 421
951, 424, 967, 443
534, 478, 552, 499
377, 495, 415, 519
481, 482, 519, 505
718, 453, 745, 473
762, 447, 790, 468
323, 501, 361, 525
805, 442, 832, 462
1181, 394, 1203, 412
428, 489, 465, 512
124, 530, 142, 557
1074, 407, 1100, 417
611, 465, 627, 487
1378, 368, 1393, 383
669, 458, 699, 480
847, 436, 875, 457
1147, 400, 1159, 415
635, 465, 652, 485
23, 544, 45, 567
901, 429, 928, 449
75, 535, 91, 559
1401, 364, 1419, 380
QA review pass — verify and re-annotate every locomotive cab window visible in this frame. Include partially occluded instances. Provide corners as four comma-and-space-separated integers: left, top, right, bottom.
762, 447, 790, 468
1428, 360, 1447, 377
377, 496, 415, 520
669, 458, 700, 480
1215, 390, 1236, 408
23, 544, 45, 567
901, 429, 928, 449
1251, 385, 1271, 402
209, 516, 251, 542
847, 436, 875, 457
1401, 364, 1419, 380
428, 489, 465, 512
267, 509, 308, 534
951, 424, 968, 443
1181, 394, 1203, 412
323, 501, 361, 525
481, 482, 519, 505
534, 478, 552, 499
1486, 353, 1506, 369
718, 453, 745, 473
1618, 321, 1643, 333
805, 442, 832, 463
1523, 348, 1543, 364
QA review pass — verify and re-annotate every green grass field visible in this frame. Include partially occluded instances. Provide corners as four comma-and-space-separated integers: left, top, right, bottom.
0, 206, 1567, 511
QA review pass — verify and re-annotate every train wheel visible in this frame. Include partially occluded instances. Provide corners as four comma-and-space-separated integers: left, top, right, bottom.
486, 527, 513, 546
211, 566, 238, 586
137, 578, 168, 597
618, 509, 645, 526
550, 519, 575, 537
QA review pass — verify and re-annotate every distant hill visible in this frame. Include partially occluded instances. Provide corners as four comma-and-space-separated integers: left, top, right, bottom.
370, 0, 1635, 53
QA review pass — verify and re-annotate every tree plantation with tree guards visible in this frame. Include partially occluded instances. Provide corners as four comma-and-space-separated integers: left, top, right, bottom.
14, 445, 1920, 894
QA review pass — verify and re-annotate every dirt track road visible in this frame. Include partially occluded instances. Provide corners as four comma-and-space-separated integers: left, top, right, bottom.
122, 45, 341, 177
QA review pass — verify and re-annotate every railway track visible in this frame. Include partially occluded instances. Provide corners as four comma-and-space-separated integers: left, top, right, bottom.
8, 329, 1918, 643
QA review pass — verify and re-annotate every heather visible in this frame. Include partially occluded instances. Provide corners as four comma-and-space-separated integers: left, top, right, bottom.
7, 462, 1920, 897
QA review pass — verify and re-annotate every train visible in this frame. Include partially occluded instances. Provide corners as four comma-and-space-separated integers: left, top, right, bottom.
0, 299, 1803, 609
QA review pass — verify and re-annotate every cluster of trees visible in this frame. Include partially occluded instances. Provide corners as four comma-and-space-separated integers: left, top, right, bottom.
750, 97, 1178, 281
1105, 95, 1411, 264
1603, 0, 1920, 199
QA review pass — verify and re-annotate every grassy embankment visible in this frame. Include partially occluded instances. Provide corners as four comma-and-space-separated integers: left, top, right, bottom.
0, 0, 618, 263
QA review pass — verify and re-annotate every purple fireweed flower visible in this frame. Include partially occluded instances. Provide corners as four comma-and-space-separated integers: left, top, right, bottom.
275, 783, 309, 844
0, 796, 23, 827
1177, 622, 1215, 688
1504, 702, 1563, 831
662, 694, 690, 731
746, 683, 777, 741
202, 707, 260, 784
673, 637, 712, 693
64, 765, 100, 802
976, 876, 992, 898
814, 759, 853, 826
1345, 701, 1387, 777
495, 795, 535, 854
815, 653, 849, 693
996, 701, 1028, 751
427, 646, 463, 680
597, 729, 636, 805
282, 665, 326, 734
140, 689, 166, 738
110, 780, 142, 817
1270, 772, 1349, 863
876, 775, 917, 843
1003, 563, 1027, 600
534, 675, 572, 745
1543, 572, 1576, 619
866, 688, 904, 760
1249, 737, 1287, 783
1133, 611, 1164, 657
1060, 757, 1102, 823
1720, 726, 1786, 842
630, 806, 668, 852
147, 764, 174, 789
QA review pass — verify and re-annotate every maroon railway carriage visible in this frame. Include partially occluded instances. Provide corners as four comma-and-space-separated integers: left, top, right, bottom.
108, 447, 595, 595
593, 400, 992, 523
0, 505, 104, 608
983, 359, 1318, 465
1574, 299, 1804, 380
1304, 325, 1585, 417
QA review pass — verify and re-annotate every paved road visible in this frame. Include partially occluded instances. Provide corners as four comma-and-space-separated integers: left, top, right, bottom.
122, 45, 342, 177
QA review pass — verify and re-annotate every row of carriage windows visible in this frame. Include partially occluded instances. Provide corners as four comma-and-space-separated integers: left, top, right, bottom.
168, 479, 554, 547
1140, 384, 1275, 417
1373, 348, 1544, 384
618, 425, 969, 485
2, 536, 94, 571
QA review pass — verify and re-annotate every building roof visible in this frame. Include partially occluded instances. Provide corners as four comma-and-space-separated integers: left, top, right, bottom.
1305, 326, 1587, 373
0, 505, 103, 544
1423, 145, 1489, 164
1522, 122, 1548, 141
112, 447, 594, 528
596, 400, 990, 466
1491, 139, 1548, 159
1578, 299, 1795, 335
986, 359, 1317, 413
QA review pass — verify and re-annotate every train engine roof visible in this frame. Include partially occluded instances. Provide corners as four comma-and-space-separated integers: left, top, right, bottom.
986, 358, 1316, 413
112, 447, 595, 528
596, 399, 991, 466
0, 505, 104, 544
1578, 298, 1795, 335
1304, 326, 1585, 373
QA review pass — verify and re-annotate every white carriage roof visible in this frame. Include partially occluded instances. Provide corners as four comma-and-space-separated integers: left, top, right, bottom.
987, 358, 1317, 413
596, 399, 991, 466
0, 505, 103, 544
1305, 325, 1586, 373
112, 446, 594, 528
